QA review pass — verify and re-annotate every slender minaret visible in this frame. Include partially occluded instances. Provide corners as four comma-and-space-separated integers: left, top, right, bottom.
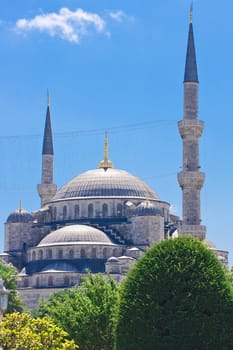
37, 93, 57, 206
177, 6, 206, 240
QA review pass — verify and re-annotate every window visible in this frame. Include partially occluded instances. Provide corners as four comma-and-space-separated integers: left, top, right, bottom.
92, 248, 97, 258
38, 250, 43, 260
103, 248, 107, 258
64, 276, 70, 286
53, 207, 57, 221
112, 248, 117, 256
69, 250, 74, 259
80, 248, 86, 258
32, 251, 36, 260
103, 203, 108, 217
88, 204, 94, 218
48, 276, 54, 287
117, 204, 123, 217
58, 250, 63, 259
63, 206, 67, 220
46, 249, 52, 259
36, 277, 39, 287
74, 205, 80, 219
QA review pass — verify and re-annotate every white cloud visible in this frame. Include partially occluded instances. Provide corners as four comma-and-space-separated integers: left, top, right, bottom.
109, 10, 135, 23
16, 8, 106, 43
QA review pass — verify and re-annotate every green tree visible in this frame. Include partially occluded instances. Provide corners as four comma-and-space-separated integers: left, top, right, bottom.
0, 260, 25, 313
0, 312, 78, 349
37, 273, 119, 350
115, 237, 233, 350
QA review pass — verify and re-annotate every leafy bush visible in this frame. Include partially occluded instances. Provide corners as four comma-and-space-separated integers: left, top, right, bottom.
37, 273, 119, 350
0, 312, 78, 349
115, 237, 233, 350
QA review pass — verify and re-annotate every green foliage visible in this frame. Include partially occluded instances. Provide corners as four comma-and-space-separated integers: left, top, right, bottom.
37, 273, 119, 350
0, 312, 78, 349
115, 237, 233, 350
0, 260, 25, 313
226, 266, 233, 286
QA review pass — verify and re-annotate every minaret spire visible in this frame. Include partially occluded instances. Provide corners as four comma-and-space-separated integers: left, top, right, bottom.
98, 132, 114, 169
184, 4, 198, 83
42, 93, 54, 155
38, 92, 57, 206
177, 8, 206, 240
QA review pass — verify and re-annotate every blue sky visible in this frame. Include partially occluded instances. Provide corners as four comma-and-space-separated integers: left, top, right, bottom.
0, 1, 232, 264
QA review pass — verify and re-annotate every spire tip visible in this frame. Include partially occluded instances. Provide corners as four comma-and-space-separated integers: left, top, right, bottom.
47, 89, 50, 107
190, 3, 193, 23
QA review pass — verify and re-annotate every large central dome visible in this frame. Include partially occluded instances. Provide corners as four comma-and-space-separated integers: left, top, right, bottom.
52, 168, 159, 201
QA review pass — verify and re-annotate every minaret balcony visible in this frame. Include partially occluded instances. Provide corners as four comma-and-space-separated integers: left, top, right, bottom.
178, 120, 204, 140
178, 171, 205, 190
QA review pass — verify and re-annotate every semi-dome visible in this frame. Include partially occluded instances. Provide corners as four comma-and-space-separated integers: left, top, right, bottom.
37, 224, 113, 247
7, 204, 33, 223
52, 168, 159, 201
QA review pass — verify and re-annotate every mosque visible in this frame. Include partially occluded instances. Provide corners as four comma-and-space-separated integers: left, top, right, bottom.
0, 9, 228, 309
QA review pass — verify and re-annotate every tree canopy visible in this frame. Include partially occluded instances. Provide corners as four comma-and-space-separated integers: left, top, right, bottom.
0, 260, 25, 313
115, 237, 233, 350
37, 273, 119, 350
0, 312, 78, 349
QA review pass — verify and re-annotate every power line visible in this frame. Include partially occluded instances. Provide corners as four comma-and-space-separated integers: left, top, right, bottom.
0, 119, 176, 140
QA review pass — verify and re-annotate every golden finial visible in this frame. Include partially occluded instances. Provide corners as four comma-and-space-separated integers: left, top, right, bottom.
98, 131, 114, 169
190, 3, 193, 23
19, 200, 22, 213
47, 89, 50, 107
104, 131, 108, 161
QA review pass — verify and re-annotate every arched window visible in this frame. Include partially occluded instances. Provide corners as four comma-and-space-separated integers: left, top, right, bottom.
32, 251, 36, 260
117, 204, 123, 217
58, 250, 63, 259
46, 249, 52, 259
103, 248, 107, 258
88, 204, 94, 218
80, 248, 86, 258
74, 205, 80, 219
63, 206, 67, 220
113, 248, 117, 257
36, 277, 40, 287
53, 207, 57, 221
38, 250, 43, 260
48, 276, 54, 287
24, 279, 29, 287
69, 250, 74, 259
92, 248, 97, 258
64, 276, 70, 286
102, 203, 108, 217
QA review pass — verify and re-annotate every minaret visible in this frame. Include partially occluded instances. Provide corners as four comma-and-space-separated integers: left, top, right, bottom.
37, 93, 57, 206
177, 6, 206, 240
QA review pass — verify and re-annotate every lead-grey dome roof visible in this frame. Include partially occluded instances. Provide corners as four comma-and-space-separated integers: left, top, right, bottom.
7, 207, 33, 223
37, 224, 113, 247
52, 168, 159, 201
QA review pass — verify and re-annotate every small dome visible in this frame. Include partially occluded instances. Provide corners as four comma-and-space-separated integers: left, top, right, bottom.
134, 201, 161, 216
37, 224, 113, 247
7, 205, 33, 223
107, 256, 120, 263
